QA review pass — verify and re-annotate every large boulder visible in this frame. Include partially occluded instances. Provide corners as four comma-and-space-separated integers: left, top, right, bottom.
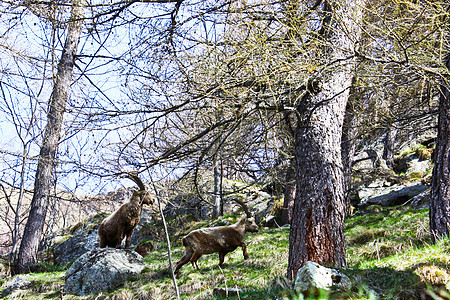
294, 261, 351, 293
64, 248, 145, 296
53, 209, 155, 265
52, 214, 104, 265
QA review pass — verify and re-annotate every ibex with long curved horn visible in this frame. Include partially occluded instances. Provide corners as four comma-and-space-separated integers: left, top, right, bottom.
98, 173, 153, 249
174, 198, 259, 276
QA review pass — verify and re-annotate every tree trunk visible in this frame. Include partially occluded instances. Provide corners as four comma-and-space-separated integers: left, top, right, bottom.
382, 124, 398, 169
287, 0, 365, 279
341, 84, 359, 216
429, 57, 450, 242
13, 0, 85, 274
281, 159, 296, 225
213, 155, 223, 218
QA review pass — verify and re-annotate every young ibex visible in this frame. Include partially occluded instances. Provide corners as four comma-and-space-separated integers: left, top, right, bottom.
98, 173, 153, 249
174, 199, 259, 276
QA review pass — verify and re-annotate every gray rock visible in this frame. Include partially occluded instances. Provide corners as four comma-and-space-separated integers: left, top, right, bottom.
294, 261, 351, 293
213, 287, 244, 297
129, 209, 155, 246
53, 230, 99, 265
249, 192, 275, 224
164, 194, 208, 220
408, 189, 430, 209
396, 154, 432, 176
53, 209, 156, 266
1, 275, 33, 297
52, 214, 104, 265
359, 183, 429, 208
64, 248, 144, 296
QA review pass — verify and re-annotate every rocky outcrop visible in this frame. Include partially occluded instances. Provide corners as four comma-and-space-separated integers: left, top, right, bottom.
64, 248, 144, 296
294, 261, 351, 293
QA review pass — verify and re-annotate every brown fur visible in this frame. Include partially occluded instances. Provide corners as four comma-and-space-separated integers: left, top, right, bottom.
98, 175, 153, 249
174, 216, 259, 276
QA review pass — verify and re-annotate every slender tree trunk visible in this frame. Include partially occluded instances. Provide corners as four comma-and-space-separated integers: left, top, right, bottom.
10, 144, 29, 263
281, 111, 297, 225
429, 54, 450, 242
383, 123, 398, 169
341, 78, 360, 216
213, 155, 223, 218
281, 159, 296, 225
13, 0, 85, 274
287, 0, 365, 279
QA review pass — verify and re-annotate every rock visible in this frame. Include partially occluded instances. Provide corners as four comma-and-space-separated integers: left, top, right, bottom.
408, 189, 430, 209
1, 275, 33, 297
53, 209, 156, 266
294, 261, 351, 293
249, 192, 275, 223
52, 214, 104, 265
213, 287, 244, 297
64, 248, 144, 296
395, 153, 432, 177
359, 183, 429, 208
53, 230, 99, 266
164, 194, 208, 220
129, 209, 156, 246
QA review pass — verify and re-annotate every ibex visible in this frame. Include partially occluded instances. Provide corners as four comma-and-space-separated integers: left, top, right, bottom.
98, 173, 153, 249
174, 199, 259, 276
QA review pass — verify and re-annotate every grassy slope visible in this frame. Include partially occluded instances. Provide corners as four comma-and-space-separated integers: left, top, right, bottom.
2, 207, 450, 299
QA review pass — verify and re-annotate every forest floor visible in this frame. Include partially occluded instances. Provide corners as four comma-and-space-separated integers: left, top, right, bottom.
1, 206, 450, 299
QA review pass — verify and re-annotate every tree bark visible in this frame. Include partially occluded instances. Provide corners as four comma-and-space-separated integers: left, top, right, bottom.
341, 84, 360, 215
281, 159, 296, 225
382, 124, 398, 169
287, 0, 365, 279
213, 155, 223, 218
13, 0, 85, 274
429, 58, 450, 242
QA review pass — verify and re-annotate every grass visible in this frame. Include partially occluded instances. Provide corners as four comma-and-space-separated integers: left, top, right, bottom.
1, 206, 450, 299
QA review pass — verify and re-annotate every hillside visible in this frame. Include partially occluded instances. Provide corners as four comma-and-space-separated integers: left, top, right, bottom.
1, 205, 449, 299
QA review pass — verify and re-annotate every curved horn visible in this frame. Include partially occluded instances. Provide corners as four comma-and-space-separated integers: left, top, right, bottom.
126, 172, 146, 191
232, 197, 252, 218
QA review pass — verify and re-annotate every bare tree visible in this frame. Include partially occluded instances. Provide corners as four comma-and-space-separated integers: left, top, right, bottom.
13, 0, 86, 274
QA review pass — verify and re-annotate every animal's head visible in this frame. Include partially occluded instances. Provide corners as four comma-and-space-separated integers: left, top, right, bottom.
232, 197, 259, 232
132, 189, 153, 205
244, 217, 259, 233
127, 172, 153, 206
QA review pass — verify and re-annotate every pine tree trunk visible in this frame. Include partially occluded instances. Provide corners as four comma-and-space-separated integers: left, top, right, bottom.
287, 0, 365, 279
13, 0, 85, 274
429, 72, 450, 242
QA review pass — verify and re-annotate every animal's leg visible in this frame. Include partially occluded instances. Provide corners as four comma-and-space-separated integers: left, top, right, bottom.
98, 234, 106, 248
241, 242, 248, 260
218, 252, 226, 267
98, 225, 107, 248
190, 250, 204, 270
175, 250, 193, 276
115, 229, 124, 249
124, 229, 135, 249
